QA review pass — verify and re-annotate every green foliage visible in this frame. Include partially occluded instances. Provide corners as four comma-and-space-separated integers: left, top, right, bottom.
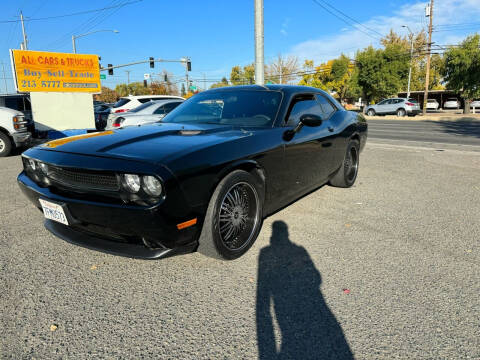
210, 77, 229, 89
115, 82, 150, 97
442, 34, 480, 99
230, 64, 255, 85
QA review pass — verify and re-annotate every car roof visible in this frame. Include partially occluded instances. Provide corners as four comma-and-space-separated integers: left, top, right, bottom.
122, 95, 184, 100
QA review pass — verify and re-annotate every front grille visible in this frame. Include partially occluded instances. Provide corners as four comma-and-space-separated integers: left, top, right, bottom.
48, 166, 119, 192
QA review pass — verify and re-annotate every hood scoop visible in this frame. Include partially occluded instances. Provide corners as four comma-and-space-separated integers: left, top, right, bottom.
178, 130, 203, 136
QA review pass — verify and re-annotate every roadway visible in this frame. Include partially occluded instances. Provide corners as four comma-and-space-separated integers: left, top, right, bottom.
367, 119, 480, 148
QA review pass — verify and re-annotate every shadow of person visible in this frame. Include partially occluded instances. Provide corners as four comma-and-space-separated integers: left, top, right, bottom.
256, 221, 353, 360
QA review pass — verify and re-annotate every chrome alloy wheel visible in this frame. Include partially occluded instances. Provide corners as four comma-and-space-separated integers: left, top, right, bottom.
0, 138, 5, 152
345, 146, 359, 182
218, 182, 259, 251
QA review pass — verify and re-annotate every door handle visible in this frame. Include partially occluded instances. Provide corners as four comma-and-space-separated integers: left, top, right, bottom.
328, 126, 334, 132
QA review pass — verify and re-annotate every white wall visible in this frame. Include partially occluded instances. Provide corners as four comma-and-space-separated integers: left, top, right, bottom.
30, 92, 94, 131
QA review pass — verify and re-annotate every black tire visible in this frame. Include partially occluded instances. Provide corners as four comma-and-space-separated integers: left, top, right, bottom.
329, 139, 360, 188
397, 108, 406, 117
198, 170, 264, 260
366, 109, 375, 116
0, 132, 12, 157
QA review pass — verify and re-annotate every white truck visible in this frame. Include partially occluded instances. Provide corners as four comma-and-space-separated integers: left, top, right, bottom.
0, 107, 32, 157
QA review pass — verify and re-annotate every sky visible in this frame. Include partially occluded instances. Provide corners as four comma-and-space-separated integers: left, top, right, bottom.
1, 0, 480, 93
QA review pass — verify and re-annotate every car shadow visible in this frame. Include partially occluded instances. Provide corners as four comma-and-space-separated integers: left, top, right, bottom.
256, 221, 353, 360
427, 119, 480, 139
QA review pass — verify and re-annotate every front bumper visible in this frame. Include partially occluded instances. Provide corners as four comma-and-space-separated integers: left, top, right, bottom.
18, 172, 200, 259
12, 131, 32, 146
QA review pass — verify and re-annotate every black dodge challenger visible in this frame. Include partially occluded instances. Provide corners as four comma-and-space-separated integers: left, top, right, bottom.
18, 85, 367, 260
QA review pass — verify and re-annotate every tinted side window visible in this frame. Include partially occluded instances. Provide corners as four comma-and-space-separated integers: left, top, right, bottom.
163, 102, 181, 113
113, 98, 130, 108
377, 100, 387, 105
153, 106, 165, 115
286, 97, 323, 126
138, 98, 153, 104
316, 95, 336, 118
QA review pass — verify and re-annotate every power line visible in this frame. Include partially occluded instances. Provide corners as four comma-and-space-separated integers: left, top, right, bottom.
0, 0, 142, 24
311, 0, 382, 41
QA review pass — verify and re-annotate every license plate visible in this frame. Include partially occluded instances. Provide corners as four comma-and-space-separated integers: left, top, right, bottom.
39, 199, 69, 225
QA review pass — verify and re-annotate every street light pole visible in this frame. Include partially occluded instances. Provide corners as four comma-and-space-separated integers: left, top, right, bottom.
254, 0, 264, 85
72, 29, 119, 53
402, 25, 414, 99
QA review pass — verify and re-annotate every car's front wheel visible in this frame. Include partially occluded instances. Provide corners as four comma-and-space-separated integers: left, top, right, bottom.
366, 109, 375, 116
329, 139, 360, 188
0, 132, 12, 157
198, 170, 263, 260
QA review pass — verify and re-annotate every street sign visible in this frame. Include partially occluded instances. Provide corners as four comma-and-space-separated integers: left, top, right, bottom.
189, 85, 197, 91
144, 73, 150, 80
10, 49, 101, 93
100, 74, 106, 80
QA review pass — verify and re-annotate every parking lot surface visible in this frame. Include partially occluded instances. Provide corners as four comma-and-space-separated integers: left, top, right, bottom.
1, 142, 479, 359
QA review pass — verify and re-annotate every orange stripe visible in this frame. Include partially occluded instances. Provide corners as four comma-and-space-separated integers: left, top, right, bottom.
176, 218, 197, 230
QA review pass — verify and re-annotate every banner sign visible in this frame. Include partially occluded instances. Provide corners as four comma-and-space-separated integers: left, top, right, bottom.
10, 49, 101, 93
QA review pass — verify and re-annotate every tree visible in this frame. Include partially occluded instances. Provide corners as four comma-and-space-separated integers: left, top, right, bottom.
442, 34, 480, 113
97, 86, 118, 103
265, 54, 299, 84
115, 82, 150, 96
230, 64, 255, 85
210, 77, 229, 89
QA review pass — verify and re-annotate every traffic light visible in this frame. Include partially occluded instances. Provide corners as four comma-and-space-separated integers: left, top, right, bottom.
149, 57, 154, 68
108, 64, 113, 75
187, 60, 191, 71
143, 80, 148, 87
164, 74, 168, 82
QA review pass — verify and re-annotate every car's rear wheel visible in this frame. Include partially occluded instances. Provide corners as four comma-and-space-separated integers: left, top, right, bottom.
198, 170, 263, 260
0, 132, 12, 157
367, 109, 375, 116
397, 108, 406, 117
329, 139, 360, 188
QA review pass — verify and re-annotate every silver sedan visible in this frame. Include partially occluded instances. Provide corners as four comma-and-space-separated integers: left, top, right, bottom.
106, 99, 184, 130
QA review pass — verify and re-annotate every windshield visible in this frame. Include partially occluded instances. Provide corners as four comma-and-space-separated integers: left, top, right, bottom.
162, 90, 282, 127
129, 101, 158, 113
407, 99, 418, 103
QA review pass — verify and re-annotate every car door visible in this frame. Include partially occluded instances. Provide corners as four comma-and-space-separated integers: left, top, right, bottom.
375, 99, 388, 114
282, 93, 337, 198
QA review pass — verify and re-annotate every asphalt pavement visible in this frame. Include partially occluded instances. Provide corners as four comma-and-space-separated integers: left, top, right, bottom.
368, 118, 480, 148
1, 139, 480, 359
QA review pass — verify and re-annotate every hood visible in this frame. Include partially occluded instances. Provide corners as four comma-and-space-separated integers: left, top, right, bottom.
0, 106, 23, 116
38, 123, 256, 164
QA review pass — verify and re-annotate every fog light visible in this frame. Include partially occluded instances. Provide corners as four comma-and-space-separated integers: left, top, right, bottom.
123, 174, 141, 193
142, 176, 162, 196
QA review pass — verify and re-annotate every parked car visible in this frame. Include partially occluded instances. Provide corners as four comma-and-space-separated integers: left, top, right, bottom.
106, 99, 184, 129
0, 107, 33, 157
443, 98, 460, 109
365, 98, 421, 117
109, 95, 184, 119
470, 99, 480, 111
17, 85, 367, 260
426, 99, 439, 111
94, 103, 113, 131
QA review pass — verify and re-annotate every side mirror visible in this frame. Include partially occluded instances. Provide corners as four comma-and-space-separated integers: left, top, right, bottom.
300, 114, 323, 127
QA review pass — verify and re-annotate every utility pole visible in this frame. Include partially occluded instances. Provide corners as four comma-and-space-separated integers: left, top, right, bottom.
254, 0, 264, 85
125, 70, 131, 85
423, 0, 434, 115
185, 57, 190, 93
72, 35, 76, 53
20, 11, 28, 50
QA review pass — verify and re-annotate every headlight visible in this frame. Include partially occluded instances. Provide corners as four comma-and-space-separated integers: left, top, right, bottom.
28, 158, 36, 171
142, 176, 162, 196
39, 162, 49, 174
123, 174, 141, 193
